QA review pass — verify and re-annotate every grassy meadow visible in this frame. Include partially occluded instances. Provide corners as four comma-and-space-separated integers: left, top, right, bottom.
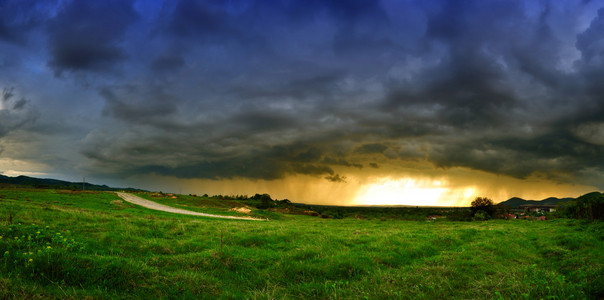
1, 187, 603, 299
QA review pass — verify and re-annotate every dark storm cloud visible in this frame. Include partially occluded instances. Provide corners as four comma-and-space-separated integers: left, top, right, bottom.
575, 7, 604, 125
426, 128, 604, 187
151, 55, 185, 72
0, 0, 26, 43
0, 87, 38, 137
321, 157, 363, 169
3, 0, 604, 188
136, 159, 286, 181
2, 87, 13, 101
99, 86, 179, 125
79, 0, 603, 187
232, 110, 298, 132
576, 8, 604, 65
46, 0, 138, 74
354, 143, 388, 154
0, 0, 52, 44
325, 174, 347, 183
163, 0, 234, 38
352, 0, 604, 188
134, 160, 343, 182
80, 130, 341, 181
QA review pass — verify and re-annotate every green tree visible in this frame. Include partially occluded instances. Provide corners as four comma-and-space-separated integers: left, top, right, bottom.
253, 193, 274, 209
569, 192, 604, 220
471, 197, 495, 217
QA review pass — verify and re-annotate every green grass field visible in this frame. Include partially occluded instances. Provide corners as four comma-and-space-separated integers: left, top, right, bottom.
1, 188, 603, 299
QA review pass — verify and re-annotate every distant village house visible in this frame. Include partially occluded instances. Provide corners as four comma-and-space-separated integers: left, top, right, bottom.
519, 204, 557, 213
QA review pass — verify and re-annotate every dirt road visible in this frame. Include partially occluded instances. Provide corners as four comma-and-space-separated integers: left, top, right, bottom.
116, 192, 264, 220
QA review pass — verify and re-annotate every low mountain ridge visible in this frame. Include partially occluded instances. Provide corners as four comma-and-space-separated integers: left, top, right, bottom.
498, 196, 574, 208
0, 174, 143, 192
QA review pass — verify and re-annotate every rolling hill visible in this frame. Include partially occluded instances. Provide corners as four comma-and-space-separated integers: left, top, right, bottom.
0, 174, 143, 192
498, 196, 575, 208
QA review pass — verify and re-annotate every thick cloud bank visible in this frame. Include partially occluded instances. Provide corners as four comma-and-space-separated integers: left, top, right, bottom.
1, 0, 603, 190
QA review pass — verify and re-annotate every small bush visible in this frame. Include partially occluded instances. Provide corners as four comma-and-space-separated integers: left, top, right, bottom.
473, 210, 490, 221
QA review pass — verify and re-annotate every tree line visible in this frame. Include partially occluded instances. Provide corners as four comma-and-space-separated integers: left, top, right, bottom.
464, 192, 603, 221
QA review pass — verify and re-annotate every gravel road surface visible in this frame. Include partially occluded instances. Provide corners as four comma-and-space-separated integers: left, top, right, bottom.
116, 192, 264, 220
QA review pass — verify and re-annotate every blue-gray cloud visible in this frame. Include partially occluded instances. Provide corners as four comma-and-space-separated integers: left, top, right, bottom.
0, 87, 39, 137
46, 0, 138, 74
1, 0, 603, 189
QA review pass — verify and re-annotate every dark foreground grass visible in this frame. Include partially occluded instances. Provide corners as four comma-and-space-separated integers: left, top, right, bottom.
1, 188, 603, 299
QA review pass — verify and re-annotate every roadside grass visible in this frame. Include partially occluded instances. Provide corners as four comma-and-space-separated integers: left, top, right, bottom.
0, 188, 602, 299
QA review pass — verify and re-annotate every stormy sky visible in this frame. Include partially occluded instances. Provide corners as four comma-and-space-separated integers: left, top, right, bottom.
1, 0, 603, 205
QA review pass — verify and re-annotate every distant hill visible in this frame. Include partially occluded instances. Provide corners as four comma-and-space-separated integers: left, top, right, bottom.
0, 174, 144, 192
498, 196, 575, 208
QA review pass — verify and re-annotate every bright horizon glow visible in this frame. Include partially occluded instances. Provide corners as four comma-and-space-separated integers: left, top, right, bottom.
2, 170, 50, 178
353, 177, 449, 206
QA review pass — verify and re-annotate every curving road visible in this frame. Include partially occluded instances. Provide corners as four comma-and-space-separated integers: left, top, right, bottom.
116, 192, 264, 221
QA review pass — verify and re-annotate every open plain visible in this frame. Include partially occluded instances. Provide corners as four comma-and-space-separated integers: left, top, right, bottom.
1, 188, 603, 299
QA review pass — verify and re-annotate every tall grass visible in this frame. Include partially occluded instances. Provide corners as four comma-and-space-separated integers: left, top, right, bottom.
1, 188, 602, 299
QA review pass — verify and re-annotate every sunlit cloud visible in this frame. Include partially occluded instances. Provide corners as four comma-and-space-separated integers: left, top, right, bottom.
0, 158, 50, 178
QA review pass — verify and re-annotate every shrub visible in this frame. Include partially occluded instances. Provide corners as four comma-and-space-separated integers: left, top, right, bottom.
473, 210, 490, 221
